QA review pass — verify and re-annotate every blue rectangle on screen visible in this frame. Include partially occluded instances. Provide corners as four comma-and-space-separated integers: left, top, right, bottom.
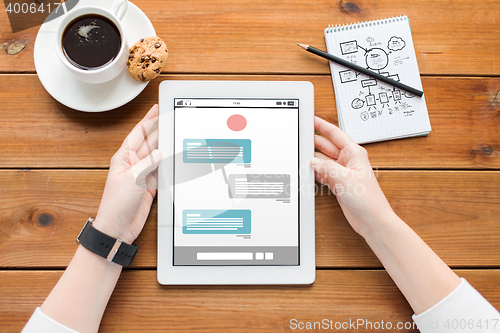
182, 210, 251, 234
183, 139, 251, 164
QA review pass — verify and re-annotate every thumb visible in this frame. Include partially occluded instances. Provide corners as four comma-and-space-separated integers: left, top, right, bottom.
132, 149, 162, 187
310, 157, 345, 183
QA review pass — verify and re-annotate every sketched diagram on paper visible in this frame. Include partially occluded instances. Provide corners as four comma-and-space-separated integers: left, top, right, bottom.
338, 36, 416, 121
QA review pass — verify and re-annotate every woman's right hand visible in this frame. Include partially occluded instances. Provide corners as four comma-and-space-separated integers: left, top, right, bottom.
310, 116, 395, 237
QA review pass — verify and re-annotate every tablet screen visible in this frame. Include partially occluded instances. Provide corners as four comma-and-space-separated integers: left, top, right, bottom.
173, 98, 299, 266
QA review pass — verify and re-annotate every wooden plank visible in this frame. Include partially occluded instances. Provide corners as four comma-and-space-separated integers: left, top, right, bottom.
0, 74, 498, 169
1, 170, 498, 269
1, 0, 500, 75
1, 269, 499, 333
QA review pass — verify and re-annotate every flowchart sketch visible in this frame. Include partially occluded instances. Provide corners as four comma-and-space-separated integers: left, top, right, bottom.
339, 38, 413, 120
324, 16, 431, 143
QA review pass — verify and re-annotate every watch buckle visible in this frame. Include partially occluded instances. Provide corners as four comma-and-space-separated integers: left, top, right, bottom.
107, 239, 123, 262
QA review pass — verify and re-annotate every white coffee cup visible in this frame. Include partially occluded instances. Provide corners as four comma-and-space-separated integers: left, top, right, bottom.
54, 0, 128, 84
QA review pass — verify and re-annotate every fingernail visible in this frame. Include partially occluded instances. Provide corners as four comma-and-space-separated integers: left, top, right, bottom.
311, 157, 320, 167
152, 149, 162, 161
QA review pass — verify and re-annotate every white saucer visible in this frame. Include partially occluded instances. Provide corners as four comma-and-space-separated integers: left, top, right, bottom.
34, 0, 156, 112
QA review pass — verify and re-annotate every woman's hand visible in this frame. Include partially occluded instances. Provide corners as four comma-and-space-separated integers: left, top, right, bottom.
310, 116, 394, 237
93, 104, 162, 244
311, 117, 462, 315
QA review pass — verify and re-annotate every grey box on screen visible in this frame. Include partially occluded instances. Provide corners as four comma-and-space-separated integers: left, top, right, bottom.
174, 246, 299, 266
228, 174, 291, 199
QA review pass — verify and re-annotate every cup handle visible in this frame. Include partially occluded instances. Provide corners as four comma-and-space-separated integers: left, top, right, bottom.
110, 0, 128, 20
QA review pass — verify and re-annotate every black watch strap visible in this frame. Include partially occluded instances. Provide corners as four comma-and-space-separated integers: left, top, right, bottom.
77, 218, 139, 267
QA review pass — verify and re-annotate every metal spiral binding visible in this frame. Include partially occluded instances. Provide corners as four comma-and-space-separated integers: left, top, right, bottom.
324, 15, 407, 34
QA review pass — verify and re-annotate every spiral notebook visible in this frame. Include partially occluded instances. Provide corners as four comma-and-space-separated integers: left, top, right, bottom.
324, 16, 431, 144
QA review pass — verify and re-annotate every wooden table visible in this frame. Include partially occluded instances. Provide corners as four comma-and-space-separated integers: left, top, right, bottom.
1, 0, 499, 332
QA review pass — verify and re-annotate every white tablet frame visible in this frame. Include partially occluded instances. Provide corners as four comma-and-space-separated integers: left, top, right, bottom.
157, 80, 315, 285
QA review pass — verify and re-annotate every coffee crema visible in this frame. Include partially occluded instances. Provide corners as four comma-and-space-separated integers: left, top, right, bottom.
62, 14, 121, 70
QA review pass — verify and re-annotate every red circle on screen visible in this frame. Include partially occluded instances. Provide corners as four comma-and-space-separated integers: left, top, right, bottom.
227, 114, 247, 131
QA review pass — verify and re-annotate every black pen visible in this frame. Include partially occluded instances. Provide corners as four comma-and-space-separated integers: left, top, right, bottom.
297, 43, 423, 97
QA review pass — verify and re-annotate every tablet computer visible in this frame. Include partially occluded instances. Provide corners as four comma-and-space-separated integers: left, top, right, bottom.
157, 80, 315, 284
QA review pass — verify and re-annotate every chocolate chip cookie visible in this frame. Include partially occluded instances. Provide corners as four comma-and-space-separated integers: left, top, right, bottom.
127, 36, 168, 82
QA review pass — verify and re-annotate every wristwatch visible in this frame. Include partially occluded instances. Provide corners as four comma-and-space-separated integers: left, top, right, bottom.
76, 217, 139, 267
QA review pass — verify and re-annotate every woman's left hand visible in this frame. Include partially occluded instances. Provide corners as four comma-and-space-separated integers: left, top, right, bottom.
93, 104, 162, 244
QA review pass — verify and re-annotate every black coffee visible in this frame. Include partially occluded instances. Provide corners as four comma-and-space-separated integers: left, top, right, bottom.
62, 14, 121, 70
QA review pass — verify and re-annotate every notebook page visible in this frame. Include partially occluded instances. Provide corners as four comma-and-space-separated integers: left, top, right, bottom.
324, 16, 431, 144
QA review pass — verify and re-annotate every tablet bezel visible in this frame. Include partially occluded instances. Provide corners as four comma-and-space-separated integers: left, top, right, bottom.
157, 80, 315, 284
